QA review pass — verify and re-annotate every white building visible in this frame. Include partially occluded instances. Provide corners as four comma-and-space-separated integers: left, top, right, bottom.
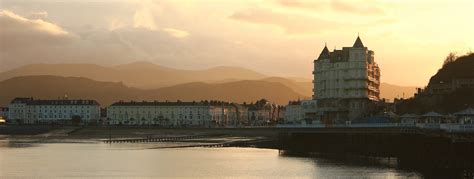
0, 107, 8, 119
7, 97, 101, 124
106, 100, 240, 127
284, 101, 303, 124
247, 99, 279, 126
284, 100, 320, 124
301, 100, 319, 122
313, 36, 381, 122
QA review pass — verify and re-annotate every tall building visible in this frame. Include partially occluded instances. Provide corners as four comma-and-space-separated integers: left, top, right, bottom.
313, 36, 381, 122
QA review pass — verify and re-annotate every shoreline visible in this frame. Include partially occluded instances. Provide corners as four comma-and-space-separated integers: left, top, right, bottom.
1, 126, 280, 149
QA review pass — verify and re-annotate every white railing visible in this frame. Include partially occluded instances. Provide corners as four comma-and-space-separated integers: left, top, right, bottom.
441, 124, 474, 133
276, 123, 401, 128
276, 123, 474, 133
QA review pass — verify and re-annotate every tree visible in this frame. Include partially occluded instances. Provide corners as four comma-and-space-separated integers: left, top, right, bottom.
443, 52, 457, 66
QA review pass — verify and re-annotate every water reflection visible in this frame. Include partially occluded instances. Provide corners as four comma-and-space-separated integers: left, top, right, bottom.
0, 141, 423, 178
280, 153, 421, 178
0, 139, 38, 148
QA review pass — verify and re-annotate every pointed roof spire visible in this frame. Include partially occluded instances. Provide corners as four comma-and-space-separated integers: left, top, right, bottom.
318, 43, 330, 59
353, 34, 364, 48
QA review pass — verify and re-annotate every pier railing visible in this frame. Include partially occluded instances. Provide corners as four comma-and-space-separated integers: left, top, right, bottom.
276, 123, 474, 133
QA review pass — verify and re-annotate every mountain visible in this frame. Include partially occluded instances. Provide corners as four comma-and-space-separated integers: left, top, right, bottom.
379, 83, 417, 101
0, 76, 304, 106
0, 62, 266, 89
260, 77, 313, 97
149, 80, 303, 104
0, 76, 141, 107
0, 62, 417, 102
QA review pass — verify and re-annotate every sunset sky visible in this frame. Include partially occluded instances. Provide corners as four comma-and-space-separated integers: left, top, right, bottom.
0, 0, 473, 86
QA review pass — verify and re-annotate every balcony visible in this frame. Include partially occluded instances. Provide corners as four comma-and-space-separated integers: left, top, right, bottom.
368, 86, 380, 92
367, 76, 380, 84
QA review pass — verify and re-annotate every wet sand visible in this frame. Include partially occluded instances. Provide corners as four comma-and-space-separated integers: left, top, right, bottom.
2, 126, 279, 149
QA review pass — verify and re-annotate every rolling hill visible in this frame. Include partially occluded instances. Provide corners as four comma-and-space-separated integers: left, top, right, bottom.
0, 76, 304, 106
0, 62, 418, 102
0, 62, 266, 89
379, 83, 417, 101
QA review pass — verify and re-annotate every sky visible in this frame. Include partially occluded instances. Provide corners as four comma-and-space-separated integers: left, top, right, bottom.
0, 0, 473, 86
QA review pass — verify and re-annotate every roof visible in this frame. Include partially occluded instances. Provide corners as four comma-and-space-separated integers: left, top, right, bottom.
384, 111, 398, 117
10, 97, 33, 104
110, 100, 232, 107
27, 100, 99, 105
422, 111, 443, 117
248, 105, 258, 110
318, 44, 330, 59
353, 36, 364, 48
11, 97, 99, 106
400, 113, 418, 118
454, 108, 474, 116
287, 100, 301, 105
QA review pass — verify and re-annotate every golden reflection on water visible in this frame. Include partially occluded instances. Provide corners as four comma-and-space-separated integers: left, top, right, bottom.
0, 140, 421, 178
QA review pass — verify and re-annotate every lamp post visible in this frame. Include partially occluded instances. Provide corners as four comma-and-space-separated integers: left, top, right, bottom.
108, 118, 111, 143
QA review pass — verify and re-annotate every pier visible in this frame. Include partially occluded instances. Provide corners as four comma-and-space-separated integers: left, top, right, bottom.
277, 126, 474, 177
103, 134, 225, 144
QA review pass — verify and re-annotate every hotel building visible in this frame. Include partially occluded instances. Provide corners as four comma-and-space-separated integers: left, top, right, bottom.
313, 36, 381, 121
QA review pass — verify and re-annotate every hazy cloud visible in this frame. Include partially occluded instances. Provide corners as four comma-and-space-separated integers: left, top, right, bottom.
27, 11, 49, 19
0, 10, 69, 36
229, 8, 342, 34
0, 9, 278, 74
0, 10, 135, 71
107, 17, 126, 31
277, 0, 385, 15
330, 0, 384, 15
133, 0, 159, 30
162, 28, 189, 39
277, 0, 325, 10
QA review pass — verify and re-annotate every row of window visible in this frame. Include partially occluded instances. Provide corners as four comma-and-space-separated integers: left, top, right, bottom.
111, 114, 207, 120
26, 114, 92, 119
27, 110, 93, 113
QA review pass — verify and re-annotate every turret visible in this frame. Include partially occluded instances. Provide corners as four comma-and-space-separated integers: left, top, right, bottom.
353, 36, 364, 48
318, 43, 330, 59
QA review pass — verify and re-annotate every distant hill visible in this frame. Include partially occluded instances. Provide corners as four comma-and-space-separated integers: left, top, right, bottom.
0, 62, 266, 89
0, 62, 417, 103
260, 77, 313, 97
379, 83, 417, 101
151, 80, 304, 104
0, 76, 304, 106
0, 76, 141, 107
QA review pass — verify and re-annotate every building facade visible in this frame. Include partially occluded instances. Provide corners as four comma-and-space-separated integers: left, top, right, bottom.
284, 100, 320, 124
313, 36, 381, 122
284, 101, 303, 124
106, 100, 243, 127
0, 107, 8, 119
246, 99, 279, 126
7, 97, 101, 124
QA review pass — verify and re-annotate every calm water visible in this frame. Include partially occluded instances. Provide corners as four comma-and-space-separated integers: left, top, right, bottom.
0, 140, 422, 178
